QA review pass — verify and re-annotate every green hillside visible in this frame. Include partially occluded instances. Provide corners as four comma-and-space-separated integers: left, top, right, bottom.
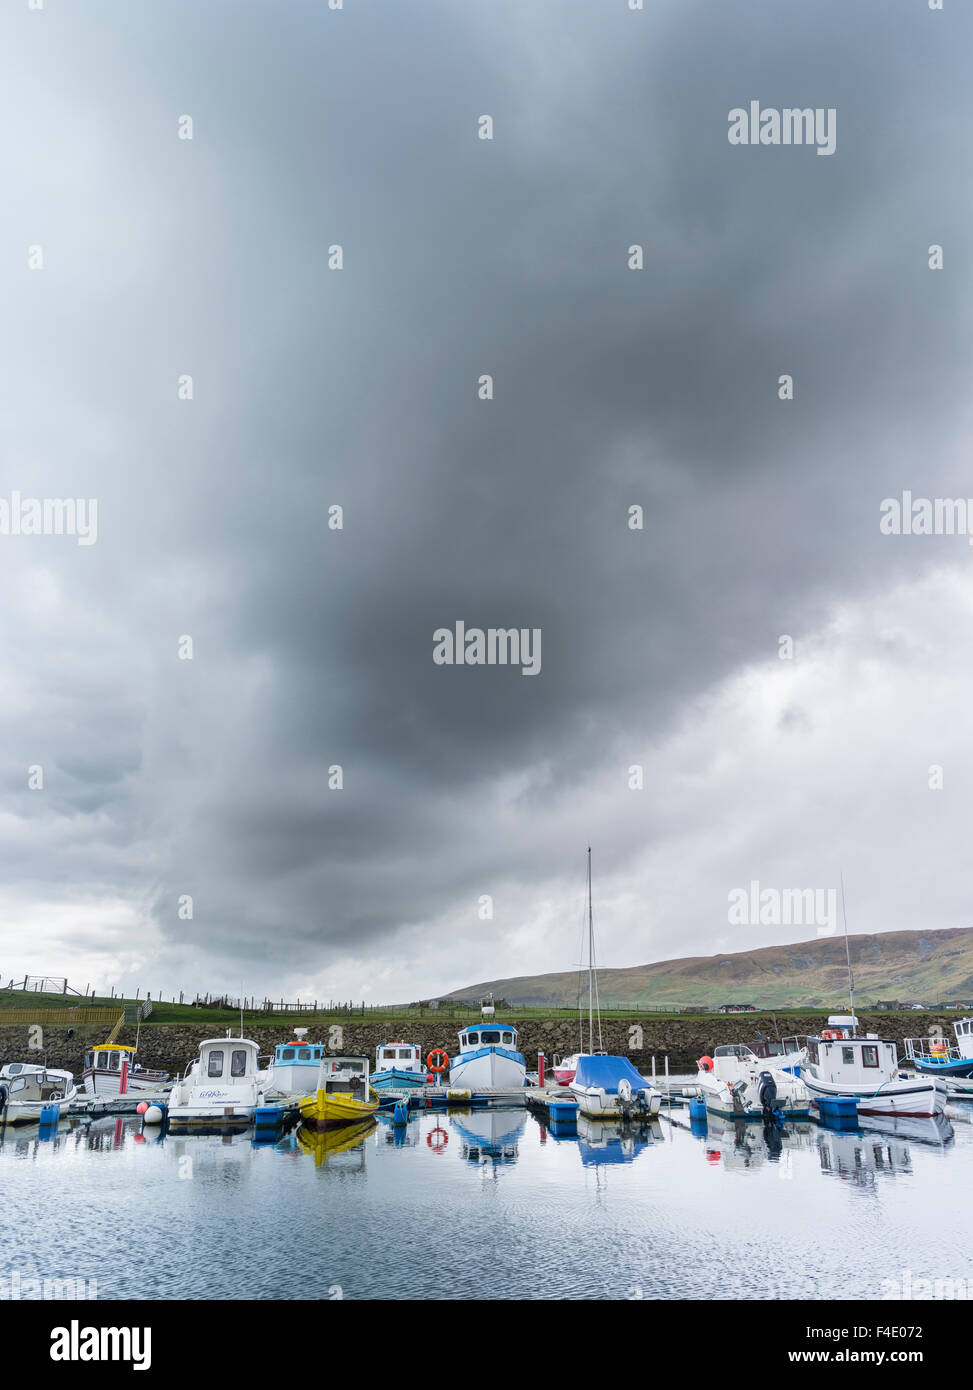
438, 927, 973, 1009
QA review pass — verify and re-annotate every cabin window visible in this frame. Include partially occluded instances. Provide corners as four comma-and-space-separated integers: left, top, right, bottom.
841, 1048, 855, 1065
862, 1046, 879, 1068
501, 1032, 513, 1044
466, 1034, 479, 1047
481, 1031, 500, 1044
808, 1042, 819, 1065
297, 1049, 311, 1062
110, 1053, 120, 1071
397, 1049, 412, 1059
230, 1050, 248, 1078
382, 1050, 396, 1061
85, 1053, 92, 1069
207, 1050, 224, 1078
10, 1077, 26, 1093
281, 1048, 295, 1061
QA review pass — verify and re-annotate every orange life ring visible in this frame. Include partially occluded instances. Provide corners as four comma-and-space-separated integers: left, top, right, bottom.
426, 1048, 450, 1074
427, 1126, 448, 1152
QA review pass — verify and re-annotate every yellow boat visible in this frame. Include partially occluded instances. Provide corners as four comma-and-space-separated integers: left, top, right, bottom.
297, 1055, 380, 1129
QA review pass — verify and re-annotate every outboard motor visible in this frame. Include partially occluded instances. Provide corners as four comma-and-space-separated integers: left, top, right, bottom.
0, 1083, 7, 1112
757, 1070, 778, 1122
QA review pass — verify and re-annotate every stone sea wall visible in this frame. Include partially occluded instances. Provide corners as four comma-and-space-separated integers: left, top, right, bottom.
0, 1011, 951, 1076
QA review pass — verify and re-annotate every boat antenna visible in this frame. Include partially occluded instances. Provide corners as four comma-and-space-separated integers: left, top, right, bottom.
840, 871, 855, 1026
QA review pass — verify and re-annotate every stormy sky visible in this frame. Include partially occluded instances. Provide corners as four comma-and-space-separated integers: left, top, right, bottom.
1, 0, 970, 1006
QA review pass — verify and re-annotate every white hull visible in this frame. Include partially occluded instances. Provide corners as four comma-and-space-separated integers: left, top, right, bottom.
167, 1102, 256, 1125
83, 1070, 168, 1097
570, 1084, 661, 1119
696, 1061, 811, 1119
2, 1083, 78, 1125
806, 1074, 946, 1118
449, 1051, 525, 1091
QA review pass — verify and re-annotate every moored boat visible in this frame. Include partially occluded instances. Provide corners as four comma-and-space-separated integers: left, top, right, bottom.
298, 1055, 379, 1129
372, 1041, 427, 1090
904, 1017, 973, 1080
263, 1030, 328, 1099
448, 1024, 526, 1091
81, 1043, 169, 1097
695, 1045, 811, 1120
0, 1063, 78, 1124
803, 1016, 946, 1118
166, 1035, 268, 1128
570, 1054, 661, 1119
552, 1052, 581, 1086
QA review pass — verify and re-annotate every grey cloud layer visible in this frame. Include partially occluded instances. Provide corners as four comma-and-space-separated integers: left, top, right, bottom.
0, 0, 969, 996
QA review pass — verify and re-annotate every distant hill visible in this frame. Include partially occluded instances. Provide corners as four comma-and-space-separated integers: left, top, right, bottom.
438, 928, 973, 1009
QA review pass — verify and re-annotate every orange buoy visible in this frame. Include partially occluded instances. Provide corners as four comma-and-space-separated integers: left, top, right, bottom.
699, 1055, 713, 1072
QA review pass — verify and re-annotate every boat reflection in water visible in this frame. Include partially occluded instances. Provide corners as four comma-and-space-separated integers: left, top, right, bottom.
698, 1112, 816, 1171
576, 1114, 662, 1166
815, 1111, 954, 1186
451, 1108, 525, 1164
295, 1119, 376, 1170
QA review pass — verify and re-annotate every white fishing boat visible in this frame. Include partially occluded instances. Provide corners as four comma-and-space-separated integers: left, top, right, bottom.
448, 1023, 526, 1091
695, 1045, 811, 1120
81, 1043, 169, 1097
802, 1017, 947, 1118
166, 1035, 268, 1127
0, 1062, 78, 1123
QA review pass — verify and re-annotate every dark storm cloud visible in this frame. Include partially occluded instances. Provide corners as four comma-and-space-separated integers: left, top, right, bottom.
0, 0, 970, 996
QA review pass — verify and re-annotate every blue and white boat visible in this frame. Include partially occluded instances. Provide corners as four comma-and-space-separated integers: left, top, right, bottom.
263, 1031, 328, 1099
372, 1042, 427, 1090
448, 1023, 526, 1091
569, 1054, 662, 1119
905, 1017, 973, 1081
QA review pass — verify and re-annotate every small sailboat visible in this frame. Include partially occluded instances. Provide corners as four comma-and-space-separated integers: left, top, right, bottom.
568, 847, 662, 1119
166, 1035, 268, 1128
448, 1024, 526, 1091
0, 1063, 78, 1123
298, 1055, 380, 1129
371, 1041, 427, 1090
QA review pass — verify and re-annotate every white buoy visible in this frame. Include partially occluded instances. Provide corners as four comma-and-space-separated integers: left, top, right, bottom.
143, 1105, 164, 1125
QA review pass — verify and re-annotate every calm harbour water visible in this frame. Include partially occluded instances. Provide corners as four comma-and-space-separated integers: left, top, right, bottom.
1, 1103, 971, 1301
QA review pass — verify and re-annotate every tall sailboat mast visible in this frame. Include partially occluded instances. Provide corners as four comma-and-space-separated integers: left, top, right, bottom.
840, 871, 855, 1026
587, 847, 593, 1053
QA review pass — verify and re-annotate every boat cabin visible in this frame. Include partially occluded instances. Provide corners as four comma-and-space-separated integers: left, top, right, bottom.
194, 1037, 261, 1082
750, 1038, 803, 1062
84, 1043, 136, 1075
457, 1024, 519, 1051
705, 1045, 761, 1082
1, 1062, 70, 1103
954, 1018, 973, 1059
374, 1042, 423, 1073
806, 1033, 897, 1083
273, 1039, 326, 1066
320, 1056, 371, 1096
